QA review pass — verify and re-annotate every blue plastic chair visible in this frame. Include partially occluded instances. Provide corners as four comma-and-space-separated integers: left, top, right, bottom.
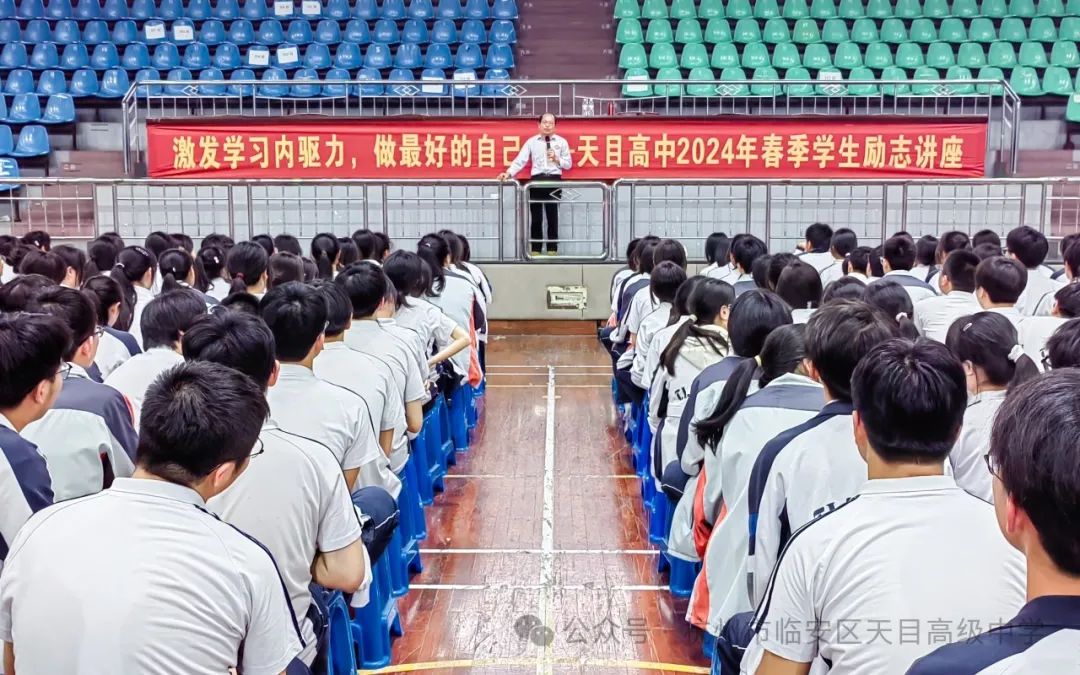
256, 19, 283, 45
289, 67, 319, 96
287, 19, 312, 43
29, 43, 59, 71
490, 18, 516, 43
435, 0, 461, 18
485, 42, 514, 68
363, 42, 392, 68
8, 93, 40, 123
352, 0, 377, 19
343, 18, 371, 44
0, 128, 12, 156
303, 42, 331, 68
186, 0, 211, 19
419, 67, 447, 94
199, 19, 226, 45
299, 0, 321, 18
386, 66, 415, 95
351, 554, 400, 669
0, 158, 21, 193
373, 18, 400, 44
454, 42, 482, 68
213, 0, 239, 20
355, 66, 384, 95
333, 41, 362, 69
424, 42, 451, 68
451, 68, 480, 96
129, 0, 153, 18
36, 69, 67, 95
324, 592, 357, 675
111, 19, 138, 45
402, 18, 429, 43
52, 19, 77, 43
0, 19, 17, 43
2, 70, 33, 95
141, 19, 165, 45
241, 0, 266, 20
10, 125, 48, 157
17, 0, 44, 18
324, 0, 349, 18
321, 66, 350, 96
1, 44, 27, 70
182, 42, 210, 69
151, 43, 180, 70
408, 0, 433, 18
271, 0, 293, 18
314, 19, 341, 44
90, 43, 119, 70
273, 42, 301, 69
197, 67, 227, 94
85, 20, 110, 44
99, 67, 129, 97
40, 93, 73, 123
24, 18, 51, 43
246, 46, 270, 68
399, 453, 427, 559
491, 0, 516, 18
0, 0, 12, 16
133, 67, 162, 96
257, 66, 288, 96
60, 43, 88, 70
164, 67, 193, 95
380, 0, 405, 18
122, 43, 150, 69
73, 0, 98, 18
481, 67, 509, 95
228, 67, 254, 94
68, 67, 99, 96
395, 42, 422, 68
101, 0, 125, 17
170, 18, 196, 45
228, 19, 255, 45
463, 0, 488, 18
431, 18, 457, 43
459, 18, 486, 43
212, 42, 241, 69
44, 0, 70, 18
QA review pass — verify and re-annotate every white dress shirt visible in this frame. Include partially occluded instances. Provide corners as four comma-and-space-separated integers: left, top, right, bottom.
506, 134, 573, 177
950, 390, 1006, 502
914, 290, 982, 342
798, 251, 835, 274
984, 305, 1025, 331
1016, 267, 1064, 317
103, 347, 185, 427
874, 269, 938, 304
818, 259, 844, 287
127, 284, 156, 349
1019, 316, 1067, 368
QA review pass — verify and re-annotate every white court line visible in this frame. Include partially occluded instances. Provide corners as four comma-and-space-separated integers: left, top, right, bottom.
418, 548, 660, 555
410, 583, 669, 592
537, 364, 556, 675
444, 474, 637, 479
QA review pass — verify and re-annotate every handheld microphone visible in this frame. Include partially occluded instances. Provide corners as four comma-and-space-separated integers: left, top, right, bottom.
544, 135, 551, 150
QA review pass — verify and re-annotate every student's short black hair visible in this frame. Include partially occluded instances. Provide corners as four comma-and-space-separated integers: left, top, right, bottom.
649, 261, 686, 305
336, 262, 387, 318
865, 280, 919, 339
267, 252, 305, 290
1064, 239, 1080, 277
767, 253, 797, 291
751, 254, 772, 289
219, 291, 262, 316
974, 242, 1003, 260
141, 289, 207, 350
1046, 317, 1080, 369
804, 223, 833, 252
251, 233, 275, 257
259, 281, 328, 362
82, 275, 123, 326
182, 310, 276, 389
653, 239, 687, 269
1006, 226, 1049, 269
704, 233, 730, 266
52, 244, 86, 286
272, 234, 302, 256
822, 276, 867, 304
21, 230, 50, 251
18, 250, 66, 283
805, 300, 898, 401
0, 274, 56, 311
976, 256, 1028, 305
137, 361, 267, 484
144, 231, 176, 259
730, 234, 768, 274
775, 260, 823, 311
635, 237, 662, 275
312, 279, 353, 338
625, 237, 642, 268
973, 229, 1002, 248
844, 246, 872, 277
169, 233, 194, 253
942, 249, 980, 293
989, 369, 1080, 575
915, 235, 938, 266
1060, 233, 1080, 258
882, 235, 917, 271
937, 231, 971, 260
946, 312, 1039, 389
830, 228, 858, 258
1054, 283, 1080, 318
852, 338, 967, 464
0, 313, 70, 409
727, 289, 793, 357
27, 287, 97, 361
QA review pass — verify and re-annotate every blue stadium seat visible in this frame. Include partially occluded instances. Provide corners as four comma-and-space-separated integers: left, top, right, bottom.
2, 70, 33, 95
481, 66, 509, 94
151, 43, 180, 70
111, 20, 138, 45
182, 42, 210, 69
90, 43, 120, 70
142, 20, 167, 45
129, 0, 153, 19
164, 66, 193, 95
69, 68, 99, 96
54, 19, 79, 43
60, 43, 89, 70
133, 67, 162, 96
463, 0, 489, 19
485, 42, 514, 68
431, 18, 457, 43
352, 0, 377, 19
199, 19, 226, 45
314, 19, 341, 44
228, 67, 254, 94
28, 38, 57, 67
333, 41, 362, 68
213, 0, 239, 20
0, 97, 7, 123
272, 0, 294, 19
229, 19, 255, 45
459, 18, 486, 43
241, 0, 267, 20
99, 67, 129, 96
344, 19, 371, 44
10, 125, 49, 157
122, 43, 150, 69
454, 41, 482, 68
0, 0, 12, 16
395, 42, 422, 68
387, 66, 415, 95
299, 0, 321, 18
303, 42, 331, 67
246, 45, 270, 67
321, 66, 349, 95
36, 69, 67, 95
45, 0, 71, 18
273, 42, 300, 68
0, 129, 13, 157
381, 0, 405, 19
8, 93, 41, 123
356, 66, 384, 94
0, 20, 17, 43
402, 18, 429, 44
0, 158, 19, 192
419, 67, 447, 94
197, 67, 226, 94
186, 0, 211, 20
287, 19, 312, 44
408, 0, 434, 19
373, 18, 400, 44
491, 0, 516, 19
364, 42, 392, 68
289, 67, 319, 96
324, 0, 349, 19
435, 0, 462, 17
1, 44, 28, 70
72, 0, 99, 19
424, 42, 451, 68
101, 0, 126, 18
40, 93, 74, 123
451, 68, 479, 96
490, 19, 516, 43
257, 66, 288, 96
157, 0, 182, 19
257, 19, 284, 45
172, 19, 196, 44
18, 0, 44, 19
212, 42, 241, 68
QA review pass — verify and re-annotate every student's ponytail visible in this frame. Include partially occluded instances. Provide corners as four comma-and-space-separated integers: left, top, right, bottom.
865, 279, 919, 339
311, 232, 340, 281
659, 278, 735, 375
198, 245, 226, 284
418, 233, 449, 295
667, 275, 706, 326
83, 237, 119, 280
946, 312, 1039, 391
110, 246, 156, 329
227, 241, 268, 294
158, 248, 193, 294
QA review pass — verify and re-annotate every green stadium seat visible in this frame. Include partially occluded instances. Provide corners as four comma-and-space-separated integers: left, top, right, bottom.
939, 18, 967, 42
999, 18, 1028, 43
680, 42, 710, 68
864, 41, 895, 68
803, 42, 834, 67
838, 0, 865, 16
848, 66, 880, 93
867, 0, 894, 16
1060, 17, 1080, 42
924, 0, 951, 16
1009, 64, 1042, 94
834, 41, 864, 68
734, 18, 762, 42
649, 42, 678, 67
704, 18, 732, 43
946, 65, 976, 92
783, 66, 816, 94
851, 18, 879, 43
772, 41, 802, 67
742, 41, 771, 67
969, 19, 997, 43
755, 0, 781, 18
616, 18, 644, 43
951, 0, 979, 14
641, 0, 668, 19
783, 0, 810, 18
728, 0, 754, 18
1043, 65, 1073, 93
810, 0, 838, 17
793, 18, 822, 42
927, 41, 956, 67
881, 18, 909, 43
822, 18, 849, 42
1066, 93, 1080, 121
881, 65, 912, 93
763, 17, 791, 42
619, 42, 648, 67
895, 0, 923, 18
614, 0, 640, 18
1008, 0, 1036, 15
896, 42, 926, 68
710, 41, 741, 67
669, 0, 697, 19
976, 65, 1005, 92
622, 67, 653, 96
676, 18, 704, 43
988, 41, 1018, 67
1018, 41, 1048, 66
910, 18, 938, 43
981, 0, 1008, 16
646, 19, 674, 43
1037, 0, 1064, 14
815, 66, 848, 94
687, 66, 718, 95
1028, 17, 1057, 42
911, 66, 942, 94
751, 65, 782, 94
957, 42, 988, 67
1052, 40, 1080, 67
654, 66, 685, 95
718, 66, 750, 94
698, 0, 725, 18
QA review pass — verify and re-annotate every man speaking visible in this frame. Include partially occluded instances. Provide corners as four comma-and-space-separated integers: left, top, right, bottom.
498, 113, 574, 256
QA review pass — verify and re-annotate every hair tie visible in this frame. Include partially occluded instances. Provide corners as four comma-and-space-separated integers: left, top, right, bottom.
895, 312, 908, 322
114, 262, 125, 269
961, 321, 973, 332
687, 313, 698, 322
1008, 344, 1024, 362
235, 272, 244, 280
754, 354, 763, 366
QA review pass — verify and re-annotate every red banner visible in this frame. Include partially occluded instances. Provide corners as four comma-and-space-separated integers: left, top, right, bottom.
146, 117, 987, 180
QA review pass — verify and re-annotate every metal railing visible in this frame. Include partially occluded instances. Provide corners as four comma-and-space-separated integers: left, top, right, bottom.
2, 176, 1076, 263
121, 77, 1022, 176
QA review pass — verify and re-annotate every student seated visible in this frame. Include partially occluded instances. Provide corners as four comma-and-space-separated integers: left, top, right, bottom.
926, 230, 971, 289
911, 234, 938, 282
1044, 316, 1080, 369
796, 222, 834, 274
909, 369, 1080, 673
1034, 237, 1080, 316
109, 245, 157, 348
0, 362, 304, 674
226, 240, 270, 299
818, 227, 857, 287
822, 276, 867, 304
609, 238, 661, 368
775, 260, 822, 324
1007, 226, 1062, 316
159, 247, 219, 307
728, 235, 768, 297
914, 249, 982, 342
628, 262, 686, 394
974, 256, 1027, 329
703, 232, 734, 282
1020, 283, 1080, 367
417, 233, 485, 387
641, 276, 706, 393
870, 235, 937, 303
602, 238, 641, 351
82, 276, 141, 379
865, 279, 920, 339
744, 339, 1025, 675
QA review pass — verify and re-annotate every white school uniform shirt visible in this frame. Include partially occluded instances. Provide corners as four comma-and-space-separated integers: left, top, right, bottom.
618, 289, 659, 370
875, 269, 938, 304
95, 328, 139, 379
206, 276, 231, 301
127, 284, 156, 349
798, 251, 834, 274
949, 390, 1006, 503
426, 269, 484, 380
704, 263, 737, 283
984, 305, 1025, 331
911, 263, 933, 282
462, 261, 493, 306
0, 414, 52, 575
395, 298, 461, 377
1016, 267, 1064, 317
505, 133, 573, 177
642, 316, 687, 392
743, 475, 1025, 675
671, 355, 747, 486
610, 268, 635, 312
791, 308, 816, 324
818, 258, 844, 287
103, 347, 185, 427
914, 290, 982, 342
377, 318, 430, 396
208, 422, 365, 667
630, 302, 671, 388
0, 262, 13, 283
0, 477, 303, 675
845, 271, 869, 284
313, 341, 404, 498
1019, 315, 1067, 368
22, 363, 138, 502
